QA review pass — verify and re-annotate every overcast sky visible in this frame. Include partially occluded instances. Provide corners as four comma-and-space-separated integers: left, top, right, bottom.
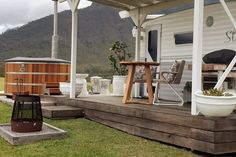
0, 0, 92, 33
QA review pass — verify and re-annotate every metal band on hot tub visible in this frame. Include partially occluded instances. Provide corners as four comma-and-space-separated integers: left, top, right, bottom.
5, 62, 70, 65
6, 83, 44, 86
5, 72, 69, 75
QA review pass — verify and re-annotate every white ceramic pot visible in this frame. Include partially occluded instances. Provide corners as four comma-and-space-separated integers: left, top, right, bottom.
60, 82, 83, 97
195, 91, 236, 117
112, 75, 127, 96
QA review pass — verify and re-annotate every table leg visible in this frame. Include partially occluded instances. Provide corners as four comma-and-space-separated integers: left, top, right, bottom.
144, 65, 154, 104
122, 65, 135, 104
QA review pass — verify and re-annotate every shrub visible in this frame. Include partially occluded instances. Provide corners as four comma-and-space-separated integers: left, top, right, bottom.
108, 41, 131, 75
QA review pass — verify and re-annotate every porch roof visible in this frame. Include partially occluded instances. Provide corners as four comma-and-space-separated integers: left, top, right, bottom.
86, 0, 195, 17
86, 0, 219, 13
87, 0, 171, 11
60, 0, 193, 14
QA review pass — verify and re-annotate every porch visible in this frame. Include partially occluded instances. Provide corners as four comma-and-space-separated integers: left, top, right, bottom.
51, 95, 236, 155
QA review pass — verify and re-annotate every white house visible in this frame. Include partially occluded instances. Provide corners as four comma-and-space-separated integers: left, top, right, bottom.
138, 1, 236, 101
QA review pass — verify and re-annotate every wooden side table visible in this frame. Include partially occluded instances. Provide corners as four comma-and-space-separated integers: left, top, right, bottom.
120, 61, 160, 105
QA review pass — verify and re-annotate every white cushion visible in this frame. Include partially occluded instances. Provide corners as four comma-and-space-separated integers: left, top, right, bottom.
167, 60, 179, 82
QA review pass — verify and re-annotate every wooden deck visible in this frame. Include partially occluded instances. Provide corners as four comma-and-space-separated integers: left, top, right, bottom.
54, 95, 236, 155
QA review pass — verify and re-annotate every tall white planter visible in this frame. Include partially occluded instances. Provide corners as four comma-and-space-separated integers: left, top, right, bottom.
195, 91, 236, 117
113, 75, 127, 96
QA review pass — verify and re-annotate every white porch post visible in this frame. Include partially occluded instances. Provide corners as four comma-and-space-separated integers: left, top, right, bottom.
191, 0, 204, 115
51, 0, 59, 59
130, 8, 147, 97
134, 8, 141, 97
67, 0, 80, 98
135, 9, 141, 61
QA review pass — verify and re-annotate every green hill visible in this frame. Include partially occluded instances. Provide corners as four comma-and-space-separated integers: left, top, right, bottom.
0, 3, 134, 78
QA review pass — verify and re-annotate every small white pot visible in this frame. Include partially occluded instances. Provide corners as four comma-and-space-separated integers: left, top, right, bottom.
60, 82, 83, 97
112, 75, 127, 96
195, 91, 236, 117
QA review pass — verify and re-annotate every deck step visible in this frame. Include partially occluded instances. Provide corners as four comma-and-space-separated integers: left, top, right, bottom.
45, 88, 61, 95
44, 82, 61, 95
42, 105, 84, 119
40, 95, 65, 105
41, 101, 57, 107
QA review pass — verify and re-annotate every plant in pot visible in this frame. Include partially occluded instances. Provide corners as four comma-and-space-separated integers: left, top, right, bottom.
195, 88, 236, 117
108, 41, 131, 96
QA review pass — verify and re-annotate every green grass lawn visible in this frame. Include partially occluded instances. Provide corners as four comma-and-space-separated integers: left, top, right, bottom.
0, 77, 196, 157
0, 77, 4, 91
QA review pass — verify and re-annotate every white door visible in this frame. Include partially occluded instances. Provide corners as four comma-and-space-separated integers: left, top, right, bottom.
146, 25, 161, 64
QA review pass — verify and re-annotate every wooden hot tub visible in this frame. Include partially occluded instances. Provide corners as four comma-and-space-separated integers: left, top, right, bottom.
5, 57, 70, 95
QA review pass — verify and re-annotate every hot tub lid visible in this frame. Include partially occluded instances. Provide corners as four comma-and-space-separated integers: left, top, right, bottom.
5, 57, 70, 64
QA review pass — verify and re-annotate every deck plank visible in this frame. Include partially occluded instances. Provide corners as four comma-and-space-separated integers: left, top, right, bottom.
87, 116, 192, 150
75, 98, 217, 131
77, 96, 192, 116
87, 116, 223, 154
85, 109, 191, 137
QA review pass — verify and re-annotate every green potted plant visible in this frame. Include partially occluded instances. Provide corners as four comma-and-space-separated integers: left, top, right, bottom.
108, 41, 131, 96
195, 88, 236, 117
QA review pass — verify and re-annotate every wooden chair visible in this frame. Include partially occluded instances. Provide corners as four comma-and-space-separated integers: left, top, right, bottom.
153, 60, 186, 106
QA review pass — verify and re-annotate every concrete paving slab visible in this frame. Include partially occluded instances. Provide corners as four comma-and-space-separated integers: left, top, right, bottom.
0, 96, 14, 105
0, 123, 67, 145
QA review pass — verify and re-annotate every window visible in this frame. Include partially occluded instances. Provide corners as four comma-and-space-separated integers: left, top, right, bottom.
174, 32, 193, 45
148, 30, 158, 61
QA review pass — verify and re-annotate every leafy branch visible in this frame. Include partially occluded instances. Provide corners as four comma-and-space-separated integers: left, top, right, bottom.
108, 41, 131, 75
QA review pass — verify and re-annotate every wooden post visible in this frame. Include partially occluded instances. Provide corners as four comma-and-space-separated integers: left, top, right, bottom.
191, 0, 204, 115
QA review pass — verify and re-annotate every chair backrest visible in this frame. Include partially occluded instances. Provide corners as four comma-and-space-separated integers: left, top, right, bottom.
172, 60, 186, 84
133, 65, 157, 83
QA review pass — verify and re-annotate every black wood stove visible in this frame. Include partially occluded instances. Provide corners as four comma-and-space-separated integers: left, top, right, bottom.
11, 95, 43, 132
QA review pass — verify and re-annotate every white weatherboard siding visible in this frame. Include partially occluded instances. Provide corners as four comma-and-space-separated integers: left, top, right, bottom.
141, 2, 236, 101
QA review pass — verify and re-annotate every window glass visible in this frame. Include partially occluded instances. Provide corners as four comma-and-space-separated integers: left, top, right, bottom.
148, 30, 158, 61
174, 32, 193, 45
